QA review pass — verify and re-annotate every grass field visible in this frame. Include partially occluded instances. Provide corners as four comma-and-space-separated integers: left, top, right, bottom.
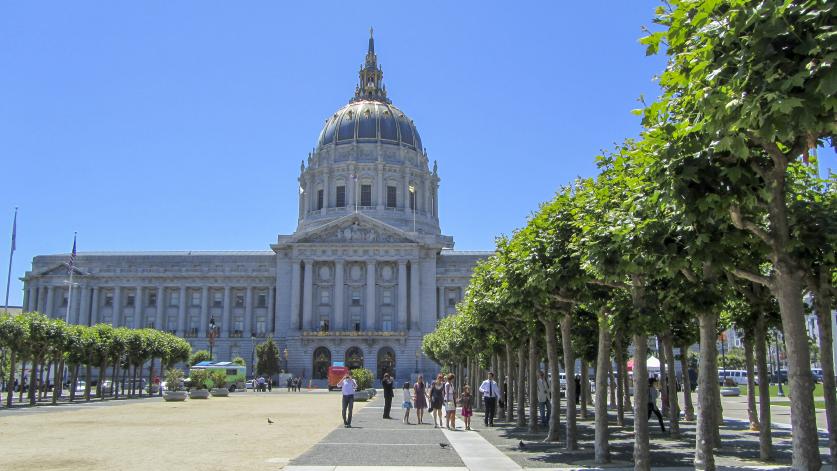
739, 383, 824, 398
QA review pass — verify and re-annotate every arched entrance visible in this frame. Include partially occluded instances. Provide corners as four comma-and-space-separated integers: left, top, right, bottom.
377, 347, 396, 379
345, 347, 364, 370
312, 347, 331, 380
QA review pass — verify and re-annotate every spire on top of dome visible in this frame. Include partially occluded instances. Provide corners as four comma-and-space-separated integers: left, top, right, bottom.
352, 28, 390, 103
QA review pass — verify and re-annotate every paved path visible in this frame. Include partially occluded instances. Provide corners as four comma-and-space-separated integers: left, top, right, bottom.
285, 393, 521, 471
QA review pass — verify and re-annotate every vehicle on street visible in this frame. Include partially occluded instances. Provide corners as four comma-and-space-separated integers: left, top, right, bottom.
190, 361, 246, 391
811, 368, 824, 383
718, 369, 750, 386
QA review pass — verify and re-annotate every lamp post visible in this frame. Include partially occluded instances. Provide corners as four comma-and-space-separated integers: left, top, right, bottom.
408, 185, 416, 232
283, 347, 289, 374
208, 317, 217, 360
250, 334, 256, 378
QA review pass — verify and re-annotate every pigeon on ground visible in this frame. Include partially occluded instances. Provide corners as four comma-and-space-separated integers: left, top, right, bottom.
439, 443, 449, 449
518, 440, 526, 450
267, 418, 274, 424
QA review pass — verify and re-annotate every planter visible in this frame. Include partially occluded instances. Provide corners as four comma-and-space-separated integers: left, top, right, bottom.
190, 389, 210, 399
163, 391, 188, 402
210, 388, 229, 397
720, 387, 741, 397
354, 390, 371, 402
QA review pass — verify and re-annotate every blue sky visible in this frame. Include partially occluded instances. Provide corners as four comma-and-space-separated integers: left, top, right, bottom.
0, 2, 671, 306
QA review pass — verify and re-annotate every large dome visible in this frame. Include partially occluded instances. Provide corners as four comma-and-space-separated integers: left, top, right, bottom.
316, 100, 422, 151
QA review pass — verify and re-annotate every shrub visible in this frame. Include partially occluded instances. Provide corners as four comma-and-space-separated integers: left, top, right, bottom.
209, 370, 227, 389
165, 368, 184, 391
231, 356, 246, 366
351, 368, 374, 390
190, 350, 211, 366
189, 369, 210, 390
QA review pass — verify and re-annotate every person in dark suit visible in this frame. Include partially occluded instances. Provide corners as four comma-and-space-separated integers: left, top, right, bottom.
382, 373, 395, 419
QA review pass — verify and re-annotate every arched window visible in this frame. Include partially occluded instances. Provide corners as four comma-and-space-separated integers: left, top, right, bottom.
312, 347, 331, 380
377, 347, 396, 379
345, 347, 364, 370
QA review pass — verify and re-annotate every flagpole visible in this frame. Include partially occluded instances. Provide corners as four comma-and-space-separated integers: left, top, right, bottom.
65, 232, 77, 323
3, 207, 17, 311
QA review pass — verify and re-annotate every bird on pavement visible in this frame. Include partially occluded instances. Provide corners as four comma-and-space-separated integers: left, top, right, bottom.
267, 418, 274, 424
439, 443, 449, 449
518, 440, 526, 450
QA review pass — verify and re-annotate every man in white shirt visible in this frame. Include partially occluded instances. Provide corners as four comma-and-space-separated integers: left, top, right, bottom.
536, 370, 551, 426
479, 372, 501, 427
337, 371, 358, 428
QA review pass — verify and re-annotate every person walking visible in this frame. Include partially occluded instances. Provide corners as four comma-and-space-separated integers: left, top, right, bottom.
429, 374, 445, 428
648, 377, 666, 432
413, 375, 427, 425
337, 371, 358, 428
536, 370, 551, 426
382, 373, 394, 419
574, 375, 581, 405
459, 385, 473, 430
402, 382, 413, 424
444, 373, 457, 430
479, 372, 501, 427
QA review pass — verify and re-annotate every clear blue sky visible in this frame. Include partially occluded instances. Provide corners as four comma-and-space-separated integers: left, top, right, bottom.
0, 2, 670, 306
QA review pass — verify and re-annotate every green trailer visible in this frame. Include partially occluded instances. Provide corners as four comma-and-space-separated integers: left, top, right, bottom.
190, 361, 246, 392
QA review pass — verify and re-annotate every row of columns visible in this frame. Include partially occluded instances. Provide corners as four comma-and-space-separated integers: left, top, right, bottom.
24, 283, 272, 337
290, 259, 420, 332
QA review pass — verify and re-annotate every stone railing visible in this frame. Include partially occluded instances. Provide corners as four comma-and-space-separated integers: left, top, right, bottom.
302, 330, 407, 338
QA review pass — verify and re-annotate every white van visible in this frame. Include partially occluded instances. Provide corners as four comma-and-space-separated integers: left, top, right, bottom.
718, 370, 749, 385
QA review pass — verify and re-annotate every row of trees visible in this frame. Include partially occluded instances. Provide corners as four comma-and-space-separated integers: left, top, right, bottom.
424, 2, 834, 470
0, 311, 191, 406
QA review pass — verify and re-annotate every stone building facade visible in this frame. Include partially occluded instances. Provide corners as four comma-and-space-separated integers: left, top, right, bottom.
22, 33, 491, 384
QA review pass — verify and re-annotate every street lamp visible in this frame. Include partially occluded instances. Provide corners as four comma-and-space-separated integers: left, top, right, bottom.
208, 317, 217, 360
250, 334, 256, 378
408, 185, 416, 232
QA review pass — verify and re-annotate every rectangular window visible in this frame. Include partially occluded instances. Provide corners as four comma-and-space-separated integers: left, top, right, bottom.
351, 290, 362, 306
234, 294, 245, 308
190, 291, 201, 306
148, 292, 157, 307
212, 291, 223, 308
382, 288, 392, 305
353, 320, 361, 332
382, 318, 392, 331
167, 317, 177, 331
104, 293, 113, 307
320, 289, 330, 305
448, 294, 457, 307
234, 319, 244, 332
386, 185, 397, 208
257, 292, 267, 308
126, 294, 135, 307
319, 318, 330, 332
169, 291, 179, 307
256, 319, 266, 335
360, 184, 372, 207
317, 189, 324, 210
336, 185, 346, 207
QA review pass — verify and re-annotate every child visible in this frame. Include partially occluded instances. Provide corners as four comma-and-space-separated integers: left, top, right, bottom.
402, 382, 413, 424
459, 385, 473, 430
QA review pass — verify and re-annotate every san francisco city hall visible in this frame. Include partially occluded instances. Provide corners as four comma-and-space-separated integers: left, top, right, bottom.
21, 33, 490, 385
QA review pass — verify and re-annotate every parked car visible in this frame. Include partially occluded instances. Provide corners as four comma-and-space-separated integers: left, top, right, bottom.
811, 368, 824, 383
245, 379, 255, 390
717, 370, 750, 386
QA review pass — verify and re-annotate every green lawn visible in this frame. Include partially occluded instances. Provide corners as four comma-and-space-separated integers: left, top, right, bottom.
739, 383, 823, 398
772, 400, 826, 409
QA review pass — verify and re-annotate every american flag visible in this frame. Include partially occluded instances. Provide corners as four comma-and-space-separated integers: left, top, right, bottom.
68, 233, 77, 269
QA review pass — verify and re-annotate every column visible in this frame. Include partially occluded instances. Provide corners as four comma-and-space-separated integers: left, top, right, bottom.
410, 260, 420, 330
267, 286, 275, 335
334, 260, 344, 330
90, 287, 100, 325
402, 171, 409, 210
37, 286, 46, 312
366, 260, 376, 330
68, 286, 81, 324
134, 286, 143, 329
437, 286, 445, 320
302, 260, 314, 331
290, 261, 301, 330
27, 285, 37, 312
323, 171, 330, 213
44, 286, 54, 317
244, 286, 253, 336
199, 286, 209, 336
177, 286, 187, 335
222, 285, 231, 337
156, 286, 164, 330
397, 260, 408, 330
423, 177, 430, 214
113, 286, 122, 327
79, 286, 91, 326
376, 163, 384, 210
21, 283, 29, 312
302, 176, 310, 215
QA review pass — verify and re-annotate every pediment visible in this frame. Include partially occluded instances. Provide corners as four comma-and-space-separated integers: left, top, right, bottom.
292, 214, 417, 245
38, 263, 86, 277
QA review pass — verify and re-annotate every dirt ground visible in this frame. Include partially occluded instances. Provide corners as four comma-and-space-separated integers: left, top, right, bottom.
0, 390, 360, 471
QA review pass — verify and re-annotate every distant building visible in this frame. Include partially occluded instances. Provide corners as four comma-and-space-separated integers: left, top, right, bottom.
22, 33, 491, 384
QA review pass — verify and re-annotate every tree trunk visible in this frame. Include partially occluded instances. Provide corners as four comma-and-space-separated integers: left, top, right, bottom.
695, 311, 718, 471
615, 334, 625, 427
754, 316, 773, 460
561, 311, 577, 450
29, 357, 39, 405
69, 364, 79, 402
543, 318, 561, 442
659, 342, 668, 416
608, 361, 617, 410
633, 332, 650, 471
84, 358, 93, 401
580, 358, 589, 420
713, 373, 723, 449
743, 334, 759, 431
111, 362, 118, 399
38, 359, 46, 400
148, 358, 155, 397
516, 346, 526, 427
5, 350, 15, 408
18, 359, 26, 404
814, 287, 837, 465
594, 310, 611, 464
52, 358, 62, 405
663, 331, 680, 437
680, 343, 695, 421
528, 334, 539, 433
505, 344, 514, 422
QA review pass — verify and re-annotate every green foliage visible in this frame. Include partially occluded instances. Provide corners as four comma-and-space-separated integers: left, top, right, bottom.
190, 350, 211, 366
231, 356, 246, 366
255, 339, 281, 378
351, 367, 373, 390
209, 370, 227, 389
189, 369, 209, 390
165, 368, 184, 391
